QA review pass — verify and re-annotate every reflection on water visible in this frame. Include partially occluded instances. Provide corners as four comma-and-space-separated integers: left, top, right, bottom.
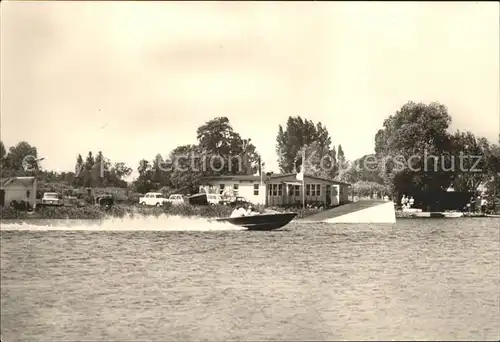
1, 217, 499, 341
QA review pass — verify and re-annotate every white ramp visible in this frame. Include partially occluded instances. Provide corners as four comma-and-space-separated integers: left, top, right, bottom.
322, 201, 396, 224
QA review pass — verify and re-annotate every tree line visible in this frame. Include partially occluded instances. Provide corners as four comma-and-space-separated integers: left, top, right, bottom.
0, 142, 133, 189
374, 101, 499, 200
1, 101, 498, 200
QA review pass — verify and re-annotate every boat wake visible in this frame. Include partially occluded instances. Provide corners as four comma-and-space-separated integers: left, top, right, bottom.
0, 214, 245, 232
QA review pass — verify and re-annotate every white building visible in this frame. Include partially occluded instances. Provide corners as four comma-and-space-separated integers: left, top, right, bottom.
199, 173, 351, 207
0, 176, 38, 208
199, 175, 266, 204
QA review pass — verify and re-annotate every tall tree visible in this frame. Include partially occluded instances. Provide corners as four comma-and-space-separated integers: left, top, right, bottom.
110, 162, 132, 181
374, 101, 454, 204
484, 143, 500, 197
73, 154, 85, 187
335, 144, 350, 181
82, 151, 95, 187
5, 141, 39, 175
133, 159, 154, 194
167, 144, 203, 194
0, 141, 6, 160
92, 151, 105, 187
0, 141, 8, 176
151, 153, 170, 188
276, 116, 334, 173
450, 130, 490, 192
196, 117, 259, 175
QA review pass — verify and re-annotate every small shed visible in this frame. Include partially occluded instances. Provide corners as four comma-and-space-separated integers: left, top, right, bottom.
0, 176, 38, 209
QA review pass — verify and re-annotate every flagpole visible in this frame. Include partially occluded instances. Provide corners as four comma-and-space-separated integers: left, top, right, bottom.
259, 157, 263, 186
302, 148, 305, 210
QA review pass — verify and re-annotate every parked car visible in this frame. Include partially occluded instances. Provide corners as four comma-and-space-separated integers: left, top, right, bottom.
139, 192, 168, 207
207, 194, 224, 205
228, 196, 252, 208
165, 194, 186, 206
41, 192, 63, 206
95, 194, 114, 210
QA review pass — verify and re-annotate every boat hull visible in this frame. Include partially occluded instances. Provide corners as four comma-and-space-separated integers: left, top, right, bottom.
213, 212, 297, 230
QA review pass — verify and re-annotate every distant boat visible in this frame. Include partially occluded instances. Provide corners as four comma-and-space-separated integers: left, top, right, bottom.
442, 212, 464, 218
212, 212, 297, 231
413, 212, 463, 218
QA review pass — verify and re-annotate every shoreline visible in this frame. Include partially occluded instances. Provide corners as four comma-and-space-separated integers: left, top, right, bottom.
395, 210, 494, 218
0, 203, 323, 221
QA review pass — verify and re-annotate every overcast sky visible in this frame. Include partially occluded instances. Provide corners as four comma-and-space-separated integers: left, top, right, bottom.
1, 1, 499, 179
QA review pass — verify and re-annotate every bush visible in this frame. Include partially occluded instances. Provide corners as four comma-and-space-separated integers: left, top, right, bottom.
1, 202, 310, 220
126, 192, 143, 205
0, 206, 25, 219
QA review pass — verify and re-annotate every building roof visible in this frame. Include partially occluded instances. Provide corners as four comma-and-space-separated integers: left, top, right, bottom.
0, 176, 36, 188
267, 173, 351, 186
200, 173, 351, 186
200, 175, 263, 182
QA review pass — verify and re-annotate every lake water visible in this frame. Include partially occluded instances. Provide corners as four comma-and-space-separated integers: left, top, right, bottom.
1, 216, 499, 341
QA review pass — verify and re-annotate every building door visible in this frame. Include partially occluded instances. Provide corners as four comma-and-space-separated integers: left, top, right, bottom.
287, 184, 293, 205
0, 189, 5, 207
326, 185, 331, 207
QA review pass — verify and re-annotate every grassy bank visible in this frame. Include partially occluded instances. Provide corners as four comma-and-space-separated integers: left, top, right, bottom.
395, 210, 495, 218
0, 203, 232, 220
0, 202, 324, 220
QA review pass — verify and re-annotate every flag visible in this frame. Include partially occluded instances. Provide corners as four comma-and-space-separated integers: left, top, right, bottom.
296, 148, 305, 181
296, 166, 304, 181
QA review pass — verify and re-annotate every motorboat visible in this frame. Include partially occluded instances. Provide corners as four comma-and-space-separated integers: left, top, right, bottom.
212, 212, 298, 231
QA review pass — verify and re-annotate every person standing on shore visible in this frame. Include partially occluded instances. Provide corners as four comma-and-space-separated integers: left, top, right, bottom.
401, 194, 407, 209
480, 197, 488, 213
476, 194, 482, 213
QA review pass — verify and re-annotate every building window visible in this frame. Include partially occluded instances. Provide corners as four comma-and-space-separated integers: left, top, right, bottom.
305, 184, 321, 197
253, 183, 259, 196
268, 185, 272, 196
305, 184, 321, 196
294, 185, 300, 196
268, 183, 283, 196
